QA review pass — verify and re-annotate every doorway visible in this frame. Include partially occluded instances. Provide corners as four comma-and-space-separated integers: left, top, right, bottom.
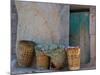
69, 10, 90, 64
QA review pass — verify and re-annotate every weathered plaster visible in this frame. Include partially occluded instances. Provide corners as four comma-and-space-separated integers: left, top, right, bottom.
15, 1, 69, 48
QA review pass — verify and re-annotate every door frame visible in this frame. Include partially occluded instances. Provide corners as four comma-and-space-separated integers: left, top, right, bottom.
69, 6, 96, 69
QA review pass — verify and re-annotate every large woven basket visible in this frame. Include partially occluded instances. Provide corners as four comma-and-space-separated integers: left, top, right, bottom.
16, 40, 35, 67
65, 47, 80, 70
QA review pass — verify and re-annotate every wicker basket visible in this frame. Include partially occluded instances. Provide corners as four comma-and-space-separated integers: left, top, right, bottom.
16, 40, 35, 67
36, 52, 50, 69
65, 47, 80, 70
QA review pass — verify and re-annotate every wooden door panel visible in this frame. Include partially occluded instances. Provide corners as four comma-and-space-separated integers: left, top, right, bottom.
70, 12, 90, 64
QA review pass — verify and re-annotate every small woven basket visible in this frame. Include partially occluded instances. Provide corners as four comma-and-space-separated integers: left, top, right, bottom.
65, 47, 80, 70
16, 40, 35, 67
36, 51, 50, 69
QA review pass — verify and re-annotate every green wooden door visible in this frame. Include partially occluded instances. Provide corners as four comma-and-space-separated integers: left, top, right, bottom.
69, 12, 90, 64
